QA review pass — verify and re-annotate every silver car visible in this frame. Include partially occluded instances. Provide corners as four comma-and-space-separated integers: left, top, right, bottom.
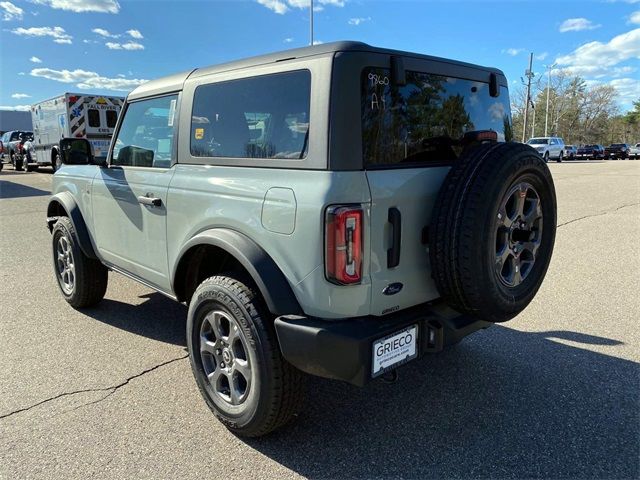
527, 136, 565, 162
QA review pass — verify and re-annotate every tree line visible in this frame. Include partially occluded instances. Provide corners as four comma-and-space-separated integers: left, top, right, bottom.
511, 72, 640, 146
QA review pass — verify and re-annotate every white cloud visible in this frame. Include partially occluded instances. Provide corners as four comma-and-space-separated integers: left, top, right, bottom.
609, 77, 640, 103
348, 16, 371, 26
257, 0, 289, 14
105, 41, 144, 50
30, 67, 147, 91
11, 26, 72, 44
126, 29, 143, 39
556, 28, 640, 68
29, 55, 42, 63
11, 93, 31, 99
312, 39, 323, 45
0, 1, 23, 20
503, 48, 524, 56
30, 0, 119, 14
18, 72, 25, 75
489, 102, 506, 121
535, 52, 548, 61
257, 0, 344, 13
283, 37, 293, 43
92, 27, 118, 38
629, 11, 640, 24
559, 18, 601, 32
0, 105, 31, 111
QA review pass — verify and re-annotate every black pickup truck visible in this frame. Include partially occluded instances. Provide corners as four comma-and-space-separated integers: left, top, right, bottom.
576, 144, 604, 160
604, 143, 629, 159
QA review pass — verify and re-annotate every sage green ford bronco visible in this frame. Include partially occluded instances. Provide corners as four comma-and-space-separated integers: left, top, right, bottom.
47, 42, 556, 437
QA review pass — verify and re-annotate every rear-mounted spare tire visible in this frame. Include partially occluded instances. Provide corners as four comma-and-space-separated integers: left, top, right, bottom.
429, 142, 557, 322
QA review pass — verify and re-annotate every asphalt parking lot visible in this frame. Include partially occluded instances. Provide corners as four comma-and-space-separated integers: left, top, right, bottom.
1, 160, 639, 480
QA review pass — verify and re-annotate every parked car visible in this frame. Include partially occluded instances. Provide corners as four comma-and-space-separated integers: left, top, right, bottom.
15, 132, 35, 172
0, 130, 32, 169
564, 145, 577, 159
526, 136, 565, 162
46, 41, 557, 437
629, 143, 640, 159
604, 143, 629, 159
576, 144, 605, 160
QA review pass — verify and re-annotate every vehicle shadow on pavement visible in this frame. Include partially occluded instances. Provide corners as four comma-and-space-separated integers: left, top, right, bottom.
248, 326, 638, 479
82, 294, 187, 347
0, 179, 50, 199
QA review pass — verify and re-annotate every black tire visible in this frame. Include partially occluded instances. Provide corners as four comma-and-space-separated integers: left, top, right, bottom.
25, 152, 35, 172
557, 151, 563, 163
52, 150, 61, 173
543, 151, 549, 163
52, 216, 108, 308
429, 142, 557, 323
187, 275, 305, 437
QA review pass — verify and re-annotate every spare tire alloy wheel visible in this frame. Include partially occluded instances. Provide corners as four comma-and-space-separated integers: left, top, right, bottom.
429, 142, 557, 323
495, 182, 543, 288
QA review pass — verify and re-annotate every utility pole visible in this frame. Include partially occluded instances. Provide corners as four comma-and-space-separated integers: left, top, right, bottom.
522, 52, 534, 143
544, 62, 557, 137
310, 0, 314, 46
530, 100, 536, 138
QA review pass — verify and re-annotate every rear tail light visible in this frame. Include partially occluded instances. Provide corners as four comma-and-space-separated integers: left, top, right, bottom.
18, 143, 24, 152
325, 205, 363, 285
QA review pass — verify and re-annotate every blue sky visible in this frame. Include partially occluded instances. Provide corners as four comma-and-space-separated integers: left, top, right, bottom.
1, 0, 639, 112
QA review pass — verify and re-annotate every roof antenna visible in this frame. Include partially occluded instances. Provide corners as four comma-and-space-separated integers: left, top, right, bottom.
310, 0, 314, 46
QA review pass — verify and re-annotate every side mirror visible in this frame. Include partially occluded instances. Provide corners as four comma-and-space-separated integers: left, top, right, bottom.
59, 138, 93, 165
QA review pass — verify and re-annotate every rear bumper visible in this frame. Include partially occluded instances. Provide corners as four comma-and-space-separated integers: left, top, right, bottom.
275, 303, 490, 387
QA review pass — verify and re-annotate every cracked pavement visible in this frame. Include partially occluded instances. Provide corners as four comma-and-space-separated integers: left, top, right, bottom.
1, 161, 639, 479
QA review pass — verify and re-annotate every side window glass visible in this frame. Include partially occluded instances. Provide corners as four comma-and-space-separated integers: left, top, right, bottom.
112, 95, 178, 168
88, 109, 100, 128
190, 70, 311, 160
106, 110, 118, 128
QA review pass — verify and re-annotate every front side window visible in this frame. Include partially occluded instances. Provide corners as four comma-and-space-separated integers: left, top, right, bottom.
361, 67, 513, 167
190, 70, 311, 160
88, 109, 100, 128
112, 95, 178, 168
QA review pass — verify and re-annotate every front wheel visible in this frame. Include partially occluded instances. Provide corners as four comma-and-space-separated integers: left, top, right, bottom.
52, 217, 108, 308
543, 151, 549, 163
51, 150, 61, 172
187, 275, 305, 437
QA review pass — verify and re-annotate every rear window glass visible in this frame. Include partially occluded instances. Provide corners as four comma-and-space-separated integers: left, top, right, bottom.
191, 70, 310, 160
362, 68, 512, 167
88, 109, 100, 128
106, 110, 118, 128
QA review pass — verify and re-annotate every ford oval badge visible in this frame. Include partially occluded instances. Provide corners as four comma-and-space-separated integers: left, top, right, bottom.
382, 282, 403, 296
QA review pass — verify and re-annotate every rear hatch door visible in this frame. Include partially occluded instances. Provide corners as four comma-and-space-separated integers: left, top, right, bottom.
361, 65, 512, 316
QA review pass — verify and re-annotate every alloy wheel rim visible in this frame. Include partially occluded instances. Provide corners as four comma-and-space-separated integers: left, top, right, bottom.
494, 181, 543, 287
56, 235, 75, 294
199, 310, 252, 406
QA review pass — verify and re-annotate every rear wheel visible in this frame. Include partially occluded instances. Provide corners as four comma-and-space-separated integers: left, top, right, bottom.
52, 150, 61, 172
543, 151, 549, 163
187, 275, 305, 437
429, 142, 557, 322
557, 151, 563, 163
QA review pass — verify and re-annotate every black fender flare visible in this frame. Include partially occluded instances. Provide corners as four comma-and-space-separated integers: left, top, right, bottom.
173, 228, 302, 316
46, 192, 98, 260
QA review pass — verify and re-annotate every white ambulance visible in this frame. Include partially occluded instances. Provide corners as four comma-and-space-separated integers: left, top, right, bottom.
30, 93, 124, 171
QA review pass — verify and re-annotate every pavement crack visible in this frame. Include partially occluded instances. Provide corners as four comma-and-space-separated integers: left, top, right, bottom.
557, 202, 640, 228
0, 354, 188, 420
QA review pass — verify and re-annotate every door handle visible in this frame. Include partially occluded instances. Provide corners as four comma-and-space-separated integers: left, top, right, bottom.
137, 194, 162, 207
387, 207, 401, 268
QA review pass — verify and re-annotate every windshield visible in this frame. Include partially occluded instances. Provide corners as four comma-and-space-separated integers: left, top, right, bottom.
527, 138, 548, 145
585, 145, 597, 148
611, 144, 625, 147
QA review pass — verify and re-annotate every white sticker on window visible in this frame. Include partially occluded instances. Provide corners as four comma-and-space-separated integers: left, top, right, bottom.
168, 99, 176, 127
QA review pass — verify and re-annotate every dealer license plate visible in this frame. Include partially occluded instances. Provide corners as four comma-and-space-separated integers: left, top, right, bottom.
372, 325, 418, 377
